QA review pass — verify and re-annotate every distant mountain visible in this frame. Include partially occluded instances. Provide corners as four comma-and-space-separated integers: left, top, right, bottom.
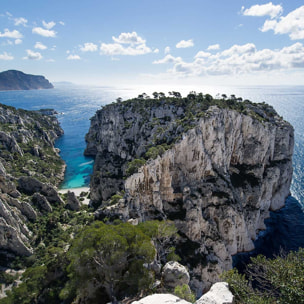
0, 70, 54, 91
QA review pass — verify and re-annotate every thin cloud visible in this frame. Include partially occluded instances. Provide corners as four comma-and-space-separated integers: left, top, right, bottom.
100, 32, 153, 56
0, 52, 14, 60
14, 17, 28, 27
261, 6, 304, 40
242, 2, 283, 19
153, 54, 182, 64
15, 39, 22, 45
207, 44, 220, 51
176, 39, 194, 48
80, 42, 98, 52
100, 43, 152, 56
67, 54, 81, 60
112, 32, 145, 44
195, 51, 211, 58
35, 42, 47, 50
24, 49, 42, 60
0, 29, 23, 39
42, 20, 56, 30
32, 27, 56, 38
164, 46, 170, 54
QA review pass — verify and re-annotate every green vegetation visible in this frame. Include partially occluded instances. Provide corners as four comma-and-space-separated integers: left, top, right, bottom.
0, 103, 64, 186
126, 158, 146, 176
221, 249, 304, 304
0, 219, 180, 304
61, 221, 155, 303
174, 284, 196, 302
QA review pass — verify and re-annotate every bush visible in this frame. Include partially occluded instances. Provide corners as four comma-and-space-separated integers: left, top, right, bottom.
221, 248, 304, 304
126, 158, 146, 176
61, 221, 155, 304
174, 284, 195, 302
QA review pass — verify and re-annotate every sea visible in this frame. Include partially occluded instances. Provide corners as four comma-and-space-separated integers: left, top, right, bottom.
0, 83, 304, 264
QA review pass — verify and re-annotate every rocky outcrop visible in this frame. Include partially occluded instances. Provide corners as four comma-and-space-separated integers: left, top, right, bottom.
162, 261, 190, 289
65, 191, 81, 211
86, 95, 294, 294
0, 103, 65, 257
195, 282, 234, 304
0, 70, 53, 91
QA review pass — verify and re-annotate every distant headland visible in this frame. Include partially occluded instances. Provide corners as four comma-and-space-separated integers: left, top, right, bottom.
0, 70, 54, 91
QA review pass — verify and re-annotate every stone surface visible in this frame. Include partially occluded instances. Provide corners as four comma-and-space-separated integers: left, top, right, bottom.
85, 99, 294, 292
162, 261, 190, 289
132, 294, 191, 304
195, 282, 234, 304
32, 193, 53, 213
0, 103, 65, 257
18, 177, 64, 205
65, 191, 81, 211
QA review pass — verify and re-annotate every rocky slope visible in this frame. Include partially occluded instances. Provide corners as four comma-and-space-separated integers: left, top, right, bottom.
85, 93, 294, 293
0, 70, 53, 91
0, 103, 65, 258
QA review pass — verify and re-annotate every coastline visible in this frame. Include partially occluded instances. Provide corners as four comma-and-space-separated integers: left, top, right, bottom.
59, 187, 90, 205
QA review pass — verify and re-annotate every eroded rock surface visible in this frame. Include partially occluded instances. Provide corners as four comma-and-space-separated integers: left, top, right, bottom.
0, 103, 65, 257
86, 96, 294, 293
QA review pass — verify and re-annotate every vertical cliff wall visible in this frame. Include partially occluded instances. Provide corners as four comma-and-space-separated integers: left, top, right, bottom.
85, 95, 294, 292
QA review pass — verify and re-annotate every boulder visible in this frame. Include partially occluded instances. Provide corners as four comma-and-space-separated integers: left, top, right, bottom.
32, 193, 52, 213
195, 282, 234, 304
162, 261, 190, 289
65, 191, 81, 211
132, 294, 191, 304
18, 176, 64, 205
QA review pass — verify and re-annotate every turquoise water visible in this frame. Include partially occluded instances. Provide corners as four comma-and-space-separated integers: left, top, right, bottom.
0, 84, 138, 188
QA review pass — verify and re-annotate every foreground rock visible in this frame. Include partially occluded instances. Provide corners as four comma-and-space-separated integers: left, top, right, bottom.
0, 70, 53, 91
86, 94, 294, 293
196, 282, 234, 304
132, 294, 191, 304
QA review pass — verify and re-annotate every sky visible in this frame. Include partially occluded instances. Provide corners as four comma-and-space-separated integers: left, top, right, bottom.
1, 0, 304, 87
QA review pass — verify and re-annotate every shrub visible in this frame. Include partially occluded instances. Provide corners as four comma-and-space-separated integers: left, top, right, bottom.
221, 248, 304, 304
174, 284, 195, 302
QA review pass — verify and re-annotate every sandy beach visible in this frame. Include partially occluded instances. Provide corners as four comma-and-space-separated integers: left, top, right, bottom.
59, 187, 90, 205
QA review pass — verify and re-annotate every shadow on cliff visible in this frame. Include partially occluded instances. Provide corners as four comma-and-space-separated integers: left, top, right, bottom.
233, 196, 304, 271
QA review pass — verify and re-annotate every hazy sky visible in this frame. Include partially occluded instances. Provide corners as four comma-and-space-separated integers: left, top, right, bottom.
1, 0, 304, 86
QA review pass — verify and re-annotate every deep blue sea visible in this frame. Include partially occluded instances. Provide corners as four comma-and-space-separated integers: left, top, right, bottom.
0, 84, 304, 261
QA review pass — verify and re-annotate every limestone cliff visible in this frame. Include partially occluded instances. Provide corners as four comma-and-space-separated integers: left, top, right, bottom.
85, 94, 294, 293
0, 103, 65, 257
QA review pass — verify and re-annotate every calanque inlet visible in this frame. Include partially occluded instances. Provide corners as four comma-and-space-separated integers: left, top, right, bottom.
0, 92, 294, 303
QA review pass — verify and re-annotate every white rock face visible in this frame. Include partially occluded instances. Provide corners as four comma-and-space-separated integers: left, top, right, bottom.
162, 261, 190, 288
195, 282, 234, 304
132, 293, 191, 304
87, 104, 294, 293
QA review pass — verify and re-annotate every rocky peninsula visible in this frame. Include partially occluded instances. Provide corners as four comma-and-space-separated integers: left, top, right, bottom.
0, 70, 53, 91
85, 92, 294, 293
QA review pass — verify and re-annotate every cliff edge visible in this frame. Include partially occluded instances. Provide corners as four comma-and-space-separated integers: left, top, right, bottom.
0, 70, 53, 91
85, 93, 294, 293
